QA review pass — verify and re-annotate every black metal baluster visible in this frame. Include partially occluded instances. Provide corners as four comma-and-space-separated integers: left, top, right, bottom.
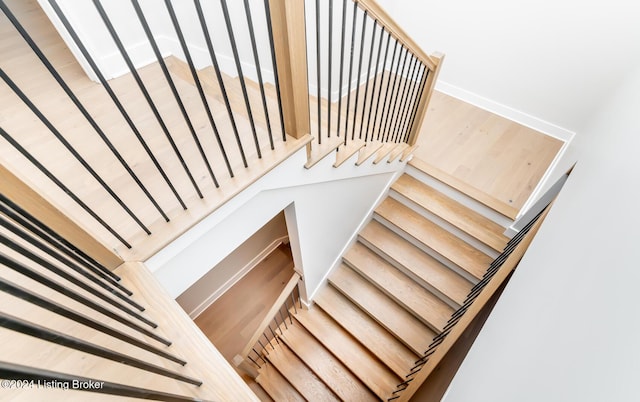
194, 0, 247, 169
0, 213, 137, 309
0, 278, 185, 365
372, 31, 392, 141
335, 0, 348, 139
0, 194, 122, 284
90, 0, 204, 198
398, 63, 425, 142
350, 9, 368, 141
343, 2, 359, 145
378, 38, 399, 141
0, 233, 152, 327
46, 0, 186, 211
315, 0, 322, 144
404, 68, 430, 143
0, 127, 130, 248
257, 339, 268, 355
243, 0, 275, 150
220, 0, 262, 159
0, 362, 202, 402
384, 46, 409, 142
0, 1, 169, 223
327, 0, 333, 138
0, 254, 170, 345
247, 353, 260, 368
358, 19, 377, 141
262, 0, 287, 142
391, 54, 417, 142
1, 69, 150, 236
124, 0, 207, 195
363, 24, 385, 142
0, 313, 202, 385
268, 324, 279, 345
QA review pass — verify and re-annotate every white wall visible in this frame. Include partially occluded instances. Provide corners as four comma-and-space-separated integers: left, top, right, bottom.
176, 211, 288, 317
442, 65, 640, 401
378, 0, 640, 141
146, 147, 404, 302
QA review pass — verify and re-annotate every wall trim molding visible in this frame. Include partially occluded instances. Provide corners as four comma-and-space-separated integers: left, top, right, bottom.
188, 235, 289, 319
435, 80, 576, 143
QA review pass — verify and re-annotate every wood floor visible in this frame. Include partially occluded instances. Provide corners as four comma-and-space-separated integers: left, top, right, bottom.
413, 91, 564, 218
194, 243, 294, 363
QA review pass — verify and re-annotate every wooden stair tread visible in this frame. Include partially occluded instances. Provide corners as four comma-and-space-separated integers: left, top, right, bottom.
393, 173, 509, 252
356, 141, 384, 165
375, 197, 492, 280
280, 322, 377, 402
265, 342, 340, 402
305, 135, 344, 169
334, 139, 366, 167
329, 264, 436, 355
388, 143, 409, 162
400, 144, 419, 162
293, 306, 399, 400
360, 220, 473, 306
344, 242, 454, 332
314, 286, 417, 377
409, 158, 519, 219
373, 143, 397, 164
256, 364, 306, 402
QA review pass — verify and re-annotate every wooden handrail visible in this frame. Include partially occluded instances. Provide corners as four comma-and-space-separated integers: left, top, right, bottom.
239, 272, 301, 359
395, 206, 552, 401
355, 0, 436, 70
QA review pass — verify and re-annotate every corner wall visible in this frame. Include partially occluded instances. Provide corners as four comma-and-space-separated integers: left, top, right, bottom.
441, 66, 640, 402
146, 148, 404, 303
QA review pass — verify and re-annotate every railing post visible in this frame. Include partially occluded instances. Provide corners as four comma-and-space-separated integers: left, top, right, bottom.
0, 164, 123, 270
406, 52, 445, 146
267, 0, 311, 139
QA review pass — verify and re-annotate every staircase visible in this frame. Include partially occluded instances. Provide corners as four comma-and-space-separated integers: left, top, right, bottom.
251, 157, 512, 401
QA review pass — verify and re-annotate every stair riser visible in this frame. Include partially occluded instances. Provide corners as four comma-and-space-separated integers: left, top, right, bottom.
405, 165, 514, 229
373, 214, 481, 285
357, 234, 461, 310
389, 189, 501, 258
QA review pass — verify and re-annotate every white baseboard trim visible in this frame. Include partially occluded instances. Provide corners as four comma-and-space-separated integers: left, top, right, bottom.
514, 138, 573, 221
188, 235, 289, 319
435, 81, 576, 143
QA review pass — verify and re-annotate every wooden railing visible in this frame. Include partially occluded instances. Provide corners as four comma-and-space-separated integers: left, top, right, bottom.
0, 188, 257, 400
2, 0, 444, 397
388, 204, 553, 401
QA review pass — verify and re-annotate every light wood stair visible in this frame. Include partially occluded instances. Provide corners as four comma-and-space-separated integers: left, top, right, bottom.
252, 156, 510, 401
391, 173, 509, 252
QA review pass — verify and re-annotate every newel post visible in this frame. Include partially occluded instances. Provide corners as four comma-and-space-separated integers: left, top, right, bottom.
266, 0, 311, 139
406, 52, 445, 146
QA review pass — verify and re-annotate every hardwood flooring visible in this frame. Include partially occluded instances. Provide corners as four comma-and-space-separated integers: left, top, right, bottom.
413, 91, 564, 216
194, 243, 294, 363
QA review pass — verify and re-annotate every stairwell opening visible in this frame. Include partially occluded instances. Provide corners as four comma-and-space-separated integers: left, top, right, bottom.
175, 211, 296, 365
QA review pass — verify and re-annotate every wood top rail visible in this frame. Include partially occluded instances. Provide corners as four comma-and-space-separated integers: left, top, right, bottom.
395, 206, 552, 401
355, 0, 437, 70
239, 271, 301, 359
